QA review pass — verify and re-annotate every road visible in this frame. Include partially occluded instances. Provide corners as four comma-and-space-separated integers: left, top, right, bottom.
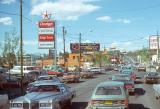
70, 71, 160, 109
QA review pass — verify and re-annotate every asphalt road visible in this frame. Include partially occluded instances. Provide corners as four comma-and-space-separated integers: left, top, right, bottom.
70, 71, 160, 109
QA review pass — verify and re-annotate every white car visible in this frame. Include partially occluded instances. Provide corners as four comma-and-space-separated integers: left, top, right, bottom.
10, 82, 75, 109
0, 94, 8, 108
10, 66, 36, 75
90, 67, 101, 73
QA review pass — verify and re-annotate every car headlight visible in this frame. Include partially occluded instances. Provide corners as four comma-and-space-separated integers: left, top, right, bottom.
40, 103, 52, 107
10, 103, 23, 107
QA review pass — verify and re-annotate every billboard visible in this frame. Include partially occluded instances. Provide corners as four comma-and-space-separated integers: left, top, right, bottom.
70, 43, 100, 53
38, 20, 55, 49
149, 36, 158, 50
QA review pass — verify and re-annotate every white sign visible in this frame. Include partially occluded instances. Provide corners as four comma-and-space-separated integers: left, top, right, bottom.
149, 36, 158, 50
38, 42, 54, 49
39, 28, 54, 34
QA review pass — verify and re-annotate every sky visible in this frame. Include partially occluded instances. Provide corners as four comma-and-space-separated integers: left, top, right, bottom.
0, 0, 160, 54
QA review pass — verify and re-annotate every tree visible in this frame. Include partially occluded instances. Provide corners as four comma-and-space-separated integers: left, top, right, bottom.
2, 28, 19, 69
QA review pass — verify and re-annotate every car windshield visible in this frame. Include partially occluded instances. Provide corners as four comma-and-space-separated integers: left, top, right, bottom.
31, 85, 60, 92
148, 73, 158, 76
112, 75, 131, 81
37, 76, 59, 81
96, 86, 122, 95
121, 71, 132, 75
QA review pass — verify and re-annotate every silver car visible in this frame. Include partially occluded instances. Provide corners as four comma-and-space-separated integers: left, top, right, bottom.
86, 81, 129, 109
10, 82, 75, 109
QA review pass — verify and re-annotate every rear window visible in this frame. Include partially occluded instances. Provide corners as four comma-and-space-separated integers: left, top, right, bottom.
96, 86, 122, 95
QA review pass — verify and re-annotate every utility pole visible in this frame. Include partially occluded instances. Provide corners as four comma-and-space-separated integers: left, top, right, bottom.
79, 33, 82, 75
20, 0, 24, 95
63, 26, 67, 72
157, 31, 159, 64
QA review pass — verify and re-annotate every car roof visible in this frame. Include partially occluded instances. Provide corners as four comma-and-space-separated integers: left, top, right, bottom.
38, 75, 57, 78
34, 82, 63, 86
113, 74, 130, 76
97, 81, 124, 87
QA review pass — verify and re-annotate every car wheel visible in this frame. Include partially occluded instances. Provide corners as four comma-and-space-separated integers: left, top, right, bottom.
56, 103, 62, 109
66, 100, 72, 108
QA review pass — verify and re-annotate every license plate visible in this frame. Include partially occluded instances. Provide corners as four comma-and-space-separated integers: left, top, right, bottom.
104, 100, 112, 105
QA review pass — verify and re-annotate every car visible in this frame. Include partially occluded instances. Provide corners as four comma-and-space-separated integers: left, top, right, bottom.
62, 72, 80, 83
47, 70, 64, 77
26, 70, 42, 82
86, 81, 129, 109
26, 75, 63, 93
120, 70, 136, 81
80, 70, 93, 78
10, 82, 75, 109
144, 72, 159, 84
137, 65, 146, 72
90, 67, 101, 73
0, 94, 8, 109
153, 84, 160, 99
112, 74, 135, 94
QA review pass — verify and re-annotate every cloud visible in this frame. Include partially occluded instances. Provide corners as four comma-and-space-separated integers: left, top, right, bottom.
117, 19, 131, 24
30, 0, 100, 20
96, 16, 131, 24
0, 0, 15, 4
0, 17, 13, 25
96, 16, 112, 22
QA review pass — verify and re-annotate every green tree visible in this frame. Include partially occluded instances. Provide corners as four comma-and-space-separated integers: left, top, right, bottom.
2, 28, 19, 69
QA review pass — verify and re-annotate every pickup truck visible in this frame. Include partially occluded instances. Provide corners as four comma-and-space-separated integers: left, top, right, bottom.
153, 84, 160, 99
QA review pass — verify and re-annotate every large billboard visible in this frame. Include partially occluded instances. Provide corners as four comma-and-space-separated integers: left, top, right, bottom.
70, 43, 100, 53
149, 36, 158, 50
38, 20, 55, 49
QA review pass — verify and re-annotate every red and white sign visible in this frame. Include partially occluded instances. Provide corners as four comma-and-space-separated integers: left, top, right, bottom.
39, 21, 55, 28
38, 20, 55, 49
149, 36, 158, 50
39, 34, 55, 41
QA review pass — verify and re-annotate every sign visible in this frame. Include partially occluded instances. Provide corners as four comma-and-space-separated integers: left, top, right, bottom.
39, 28, 54, 34
70, 43, 100, 53
39, 21, 55, 28
39, 34, 55, 41
149, 36, 158, 50
38, 20, 55, 49
38, 42, 54, 49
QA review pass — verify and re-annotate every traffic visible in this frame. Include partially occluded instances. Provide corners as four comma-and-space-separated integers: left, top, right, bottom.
1, 63, 160, 109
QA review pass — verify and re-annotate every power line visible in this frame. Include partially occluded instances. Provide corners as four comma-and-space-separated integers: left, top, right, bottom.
0, 11, 32, 22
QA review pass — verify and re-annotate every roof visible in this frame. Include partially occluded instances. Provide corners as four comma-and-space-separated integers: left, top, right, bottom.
34, 82, 63, 86
97, 81, 124, 87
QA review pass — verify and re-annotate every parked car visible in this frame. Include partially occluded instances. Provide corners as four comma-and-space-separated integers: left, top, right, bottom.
48, 70, 64, 77
137, 65, 146, 72
26, 70, 42, 82
80, 70, 93, 78
10, 66, 35, 75
0, 94, 8, 108
10, 82, 75, 109
112, 74, 135, 94
86, 81, 129, 109
90, 67, 101, 73
144, 72, 159, 84
153, 84, 160, 99
62, 72, 80, 83
120, 70, 136, 81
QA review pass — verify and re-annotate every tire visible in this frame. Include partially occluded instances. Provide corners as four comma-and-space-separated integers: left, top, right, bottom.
66, 100, 72, 109
56, 103, 61, 109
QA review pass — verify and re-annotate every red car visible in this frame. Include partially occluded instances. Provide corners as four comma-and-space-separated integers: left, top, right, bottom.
47, 70, 63, 76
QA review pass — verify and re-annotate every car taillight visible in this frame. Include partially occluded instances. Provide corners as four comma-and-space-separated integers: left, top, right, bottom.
89, 100, 102, 105
124, 99, 129, 106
